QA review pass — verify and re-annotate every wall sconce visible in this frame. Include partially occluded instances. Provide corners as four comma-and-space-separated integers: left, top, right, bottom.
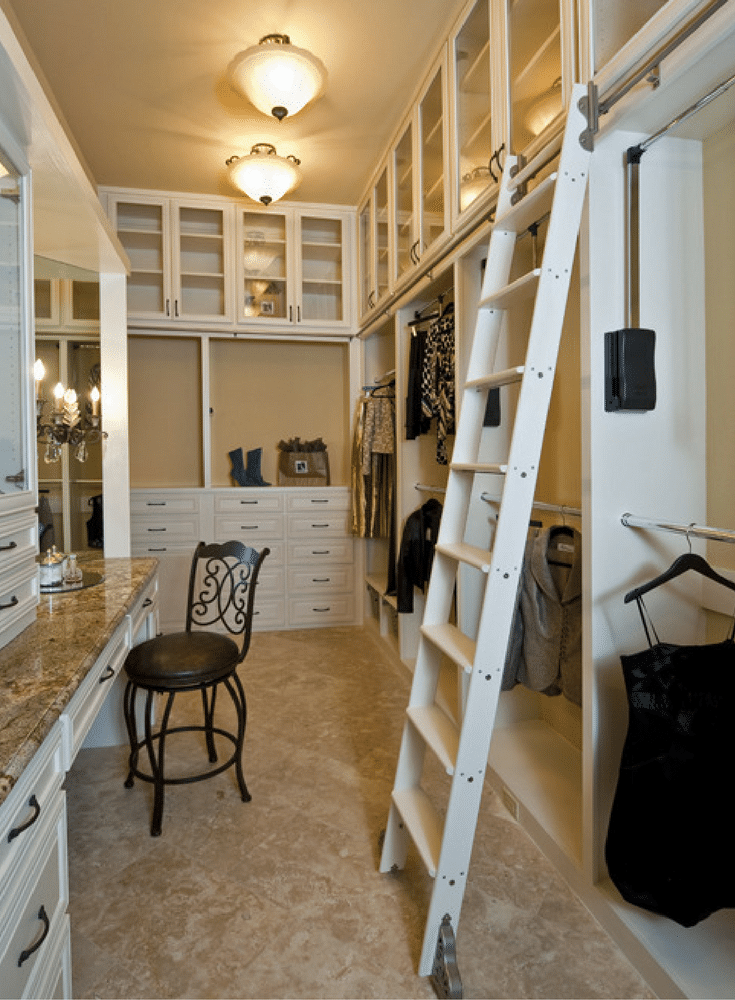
229, 33, 327, 121
226, 143, 302, 206
34, 359, 107, 464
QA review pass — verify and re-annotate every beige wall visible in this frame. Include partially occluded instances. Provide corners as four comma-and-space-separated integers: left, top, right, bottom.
127, 335, 350, 489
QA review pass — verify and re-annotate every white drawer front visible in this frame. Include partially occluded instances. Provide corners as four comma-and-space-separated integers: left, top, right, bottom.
288, 595, 355, 627
257, 566, 285, 596
288, 567, 353, 594
287, 539, 354, 564
0, 793, 67, 1000
214, 515, 284, 542
215, 493, 283, 513
60, 622, 130, 769
0, 510, 37, 574
132, 539, 196, 557
250, 597, 286, 630
0, 561, 38, 650
130, 494, 200, 515
131, 517, 199, 542
288, 513, 350, 537
286, 492, 350, 512
126, 577, 159, 646
0, 725, 63, 894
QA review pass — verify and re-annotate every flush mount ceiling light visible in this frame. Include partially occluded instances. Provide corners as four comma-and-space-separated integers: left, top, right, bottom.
230, 33, 327, 121
226, 143, 302, 206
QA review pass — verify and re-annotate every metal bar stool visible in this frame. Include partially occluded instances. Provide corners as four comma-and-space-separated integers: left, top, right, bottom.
123, 541, 269, 835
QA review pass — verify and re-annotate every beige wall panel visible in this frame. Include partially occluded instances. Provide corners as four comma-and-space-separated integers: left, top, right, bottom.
128, 336, 203, 487
209, 339, 350, 487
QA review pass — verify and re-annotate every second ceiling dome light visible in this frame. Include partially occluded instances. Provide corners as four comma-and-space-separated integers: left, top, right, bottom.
230, 34, 327, 121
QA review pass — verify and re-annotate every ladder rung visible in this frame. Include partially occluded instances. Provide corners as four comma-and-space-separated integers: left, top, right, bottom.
466, 366, 524, 392
421, 623, 476, 674
436, 541, 491, 573
407, 705, 460, 775
451, 462, 507, 476
392, 787, 442, 877
494, 171, 557, 234
479, 269, 540, 310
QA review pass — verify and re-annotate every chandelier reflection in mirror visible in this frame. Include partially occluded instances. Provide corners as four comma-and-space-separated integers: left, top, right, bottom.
34, 359, 107, 463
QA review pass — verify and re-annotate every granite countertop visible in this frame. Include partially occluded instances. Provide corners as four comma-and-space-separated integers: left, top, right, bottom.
0, 555, 158, 808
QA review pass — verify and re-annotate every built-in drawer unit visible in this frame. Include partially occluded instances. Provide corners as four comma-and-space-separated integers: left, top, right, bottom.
0, 510, 38, 569
0, 791, 67, 1000
0, 559, 39, 659
0, 725, 64, 895
59, 621, 130, 769
287, 539, 354, 564
288, 594, 355, 627
213, 514, 285, 544
130, 495, 200, 516
288, 566, 353, 594
130, 492, 202, 557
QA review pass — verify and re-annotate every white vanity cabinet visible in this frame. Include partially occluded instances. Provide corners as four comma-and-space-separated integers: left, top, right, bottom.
0, 135, 37, 654
104, 191, 234, 325
0, 724, 70, 1000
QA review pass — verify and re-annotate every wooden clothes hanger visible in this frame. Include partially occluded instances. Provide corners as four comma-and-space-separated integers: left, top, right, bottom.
624, 534, 735, 604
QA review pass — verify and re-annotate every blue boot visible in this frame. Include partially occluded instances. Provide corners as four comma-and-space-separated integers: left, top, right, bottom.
228, 447, 248, 486
243, 448, 270, 486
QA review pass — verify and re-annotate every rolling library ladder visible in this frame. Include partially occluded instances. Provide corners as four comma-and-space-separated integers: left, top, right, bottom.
379, 85, 592, 998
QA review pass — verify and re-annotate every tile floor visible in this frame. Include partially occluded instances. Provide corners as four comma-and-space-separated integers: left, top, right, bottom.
65, 625, 654, 999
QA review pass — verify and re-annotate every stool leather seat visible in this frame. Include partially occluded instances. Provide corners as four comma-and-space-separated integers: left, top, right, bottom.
125, 631, 240, 688
123, 540, 268, 836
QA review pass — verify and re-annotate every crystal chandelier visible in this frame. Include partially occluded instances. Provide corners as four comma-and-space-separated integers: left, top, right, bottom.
35, 359, 107, 463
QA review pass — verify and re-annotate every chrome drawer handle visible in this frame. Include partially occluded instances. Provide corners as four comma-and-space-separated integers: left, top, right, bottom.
0, 540, 18, 551
313, 578, 331, 583
99, 665, 115, 683
0, 595, 19, 611
8, 795, 41, 843
18, 905, 50, 967
313, 607, 331, 612
240, 500, 258, 504
310, 499, 328, 503
312, 550, 330, 555
241, 525, 259, 530
148, 547, 168, 552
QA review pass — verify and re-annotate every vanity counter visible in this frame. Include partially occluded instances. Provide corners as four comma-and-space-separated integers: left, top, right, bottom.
0, 556, 157, 808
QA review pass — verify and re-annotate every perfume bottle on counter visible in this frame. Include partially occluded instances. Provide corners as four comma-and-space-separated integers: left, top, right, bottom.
63, 553, 84, 585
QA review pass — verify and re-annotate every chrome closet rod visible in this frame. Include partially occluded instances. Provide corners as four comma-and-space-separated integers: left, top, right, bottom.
621, 513, 735, 544
481, 493, 581, 517
415, 483, 446, 494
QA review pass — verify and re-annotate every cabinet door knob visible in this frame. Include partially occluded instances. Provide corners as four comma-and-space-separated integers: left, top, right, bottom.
7, 794, 41, 843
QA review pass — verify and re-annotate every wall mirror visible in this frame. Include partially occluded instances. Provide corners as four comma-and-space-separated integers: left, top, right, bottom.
33, 255, 103, 555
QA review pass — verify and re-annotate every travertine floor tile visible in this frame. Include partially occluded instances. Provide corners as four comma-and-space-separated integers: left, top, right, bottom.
66, 625, 653, 999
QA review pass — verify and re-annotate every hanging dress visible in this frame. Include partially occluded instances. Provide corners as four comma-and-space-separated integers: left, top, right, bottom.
605, 597, 735, 927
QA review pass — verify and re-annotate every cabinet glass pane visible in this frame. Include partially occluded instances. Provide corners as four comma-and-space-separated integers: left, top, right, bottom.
359, 199, 371, 314
34, 278, 53, 321
116, 201, 165, 315
593, 1, 668, 71
420, 67, 445, 253
178, 207, 226, 319
300, 216, 343, 323
455, 0, 493, 213
241, 211, 287, 320
394, 123, 414, 280
0, 160, 29, 494
376, 168, 389, 301
509, 0, 562, 152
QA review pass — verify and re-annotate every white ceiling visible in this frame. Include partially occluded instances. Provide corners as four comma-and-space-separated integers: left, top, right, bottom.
6, 0, 466, 208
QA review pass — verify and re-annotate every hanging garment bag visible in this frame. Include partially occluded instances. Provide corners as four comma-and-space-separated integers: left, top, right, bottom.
606, 596, 735, 926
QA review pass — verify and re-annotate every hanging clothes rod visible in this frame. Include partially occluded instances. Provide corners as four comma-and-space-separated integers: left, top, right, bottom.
480, 493, 581, 517
415, 483, 447, 494
632, 68, 735, 157
621, 513, 735, 544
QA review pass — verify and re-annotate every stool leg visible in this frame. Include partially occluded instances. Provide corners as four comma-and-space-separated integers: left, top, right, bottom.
148, 690, 175, 837
201, 685, 218, 764
229, 673, 251, 803
123, 680, 138, 788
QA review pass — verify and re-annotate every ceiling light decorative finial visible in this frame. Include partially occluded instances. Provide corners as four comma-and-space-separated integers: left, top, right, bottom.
226, 143, 302, 206
229, 33, 327, 121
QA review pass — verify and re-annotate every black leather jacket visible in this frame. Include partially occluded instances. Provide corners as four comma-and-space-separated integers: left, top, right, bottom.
396, 498, 443, 613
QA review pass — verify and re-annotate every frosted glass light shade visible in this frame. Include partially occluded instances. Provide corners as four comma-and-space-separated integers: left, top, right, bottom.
230, 34, 327, 120
227, 144, 302, 206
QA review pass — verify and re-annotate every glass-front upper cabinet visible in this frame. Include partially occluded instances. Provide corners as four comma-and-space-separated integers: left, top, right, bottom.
507, 0, 563, 154
0, 152, 31, 503
393, 119, 416, 285
417, 53, 450, 260
452, 0, 496, 222
358, 164, 391, 322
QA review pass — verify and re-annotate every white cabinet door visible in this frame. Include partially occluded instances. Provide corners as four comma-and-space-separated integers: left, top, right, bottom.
358, 164, 391, 324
